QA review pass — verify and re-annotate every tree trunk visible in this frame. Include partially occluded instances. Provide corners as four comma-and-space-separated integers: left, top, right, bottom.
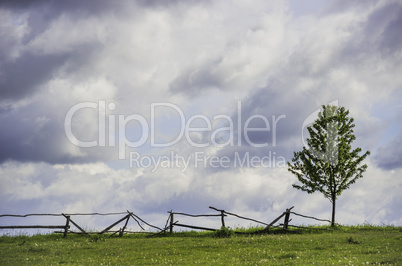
331, 197, 336, 227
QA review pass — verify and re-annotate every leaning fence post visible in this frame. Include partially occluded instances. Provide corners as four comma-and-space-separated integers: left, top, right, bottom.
119, 215, 130, 237
63, 215, 70, 238
169, 212, 174, 233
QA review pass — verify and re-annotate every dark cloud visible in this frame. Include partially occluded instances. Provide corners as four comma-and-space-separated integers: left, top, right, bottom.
325, 0, 379, 14
0, 99, 117, 164
0, 39, 103, 100
136, 0, 211, 8
0, 0, 119, 14
378, 4, 402, 55
0, 0, 209, 14
0, 0, 108, 101
374, 131, 402, 170
232, 85, 305, 152
0, 0, 49, 9
0, 0, 210, 101
0, 111, 68, 164
0, 52, 68, 100
195, 80, 322, 175
169, 58, 223, 96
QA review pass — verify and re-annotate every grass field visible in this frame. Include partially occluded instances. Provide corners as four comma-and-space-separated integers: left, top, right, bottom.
0, 225, 400, 265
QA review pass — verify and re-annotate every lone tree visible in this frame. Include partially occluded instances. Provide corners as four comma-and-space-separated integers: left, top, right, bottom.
288, 105, 370, 226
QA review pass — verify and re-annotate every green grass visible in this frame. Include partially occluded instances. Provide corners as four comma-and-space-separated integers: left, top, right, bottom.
0, 225, 401, 265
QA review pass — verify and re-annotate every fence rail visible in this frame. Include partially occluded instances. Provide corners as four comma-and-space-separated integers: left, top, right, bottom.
0, 225, 67, 229
0, 212, 128, 218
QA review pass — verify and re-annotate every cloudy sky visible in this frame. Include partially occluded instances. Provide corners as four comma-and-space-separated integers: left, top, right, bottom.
0, 0, 401, 230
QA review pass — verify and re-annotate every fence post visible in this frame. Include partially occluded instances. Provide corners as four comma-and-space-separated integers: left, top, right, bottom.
220, 211, 225, 228
63, 215, 70, 238
169, 213, 174, 233
283, 208, 290, 230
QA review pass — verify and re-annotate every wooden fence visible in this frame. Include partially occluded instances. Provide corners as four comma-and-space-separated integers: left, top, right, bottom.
166, 206, 295, 233
166, 206, 336, 233
0, 206, 336, 237
0, 211, 161, 238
